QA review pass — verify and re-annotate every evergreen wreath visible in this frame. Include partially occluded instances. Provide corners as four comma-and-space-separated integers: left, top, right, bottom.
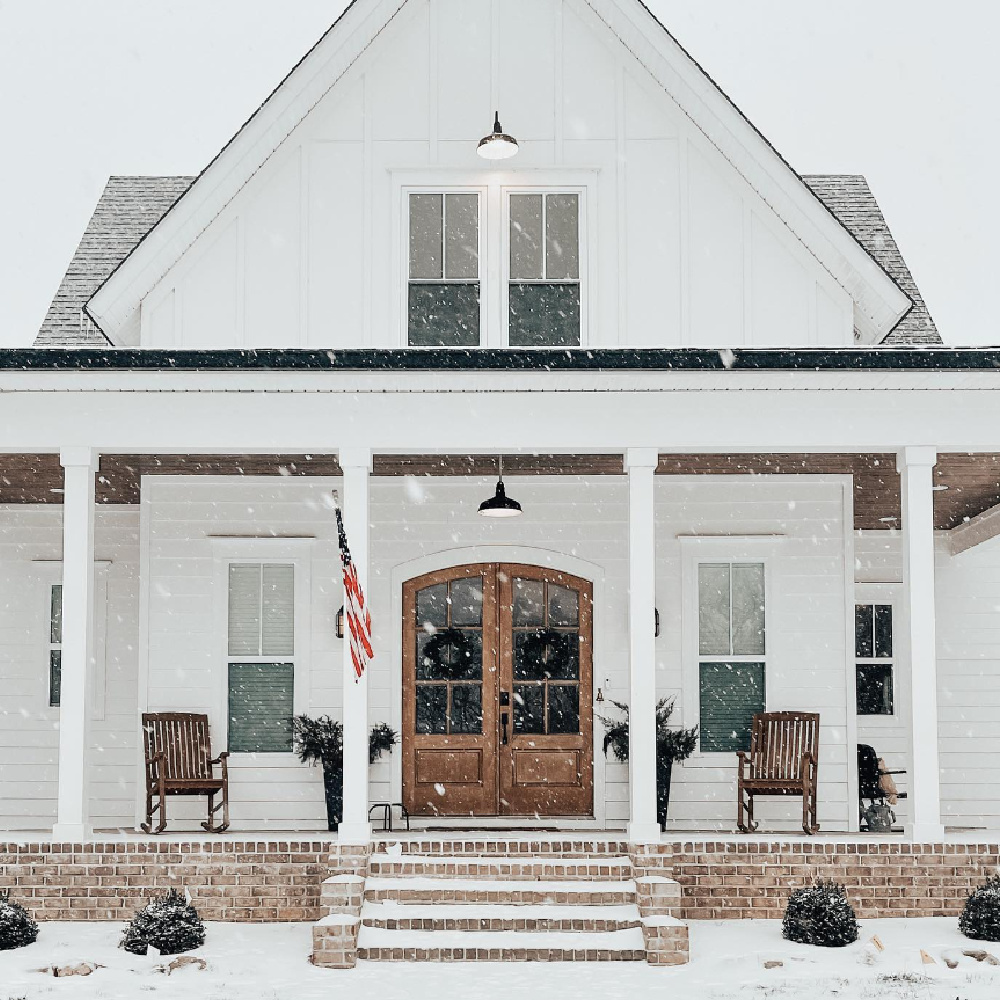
421, 627, 477, 680
519, 628, 575, 678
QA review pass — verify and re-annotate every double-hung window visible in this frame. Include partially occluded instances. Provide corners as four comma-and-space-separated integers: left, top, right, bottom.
227, 563, 296, 753
407, 192, 481, 347
697, 562, 766, 753
508, 192, 581, 346
855, 603, 894, 715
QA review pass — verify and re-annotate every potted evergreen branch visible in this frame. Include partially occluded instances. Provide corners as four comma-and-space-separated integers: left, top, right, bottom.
598, 698, 698, 829
292, 715, 399, 830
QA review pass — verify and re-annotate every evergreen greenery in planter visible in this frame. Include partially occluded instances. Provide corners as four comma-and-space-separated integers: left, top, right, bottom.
781, 880, 859, 948
0, 892, 38, 951
120, 888, 205, 956
597, 698, 698, 828
292, 715, 399, 830
959, 875, 1000, 942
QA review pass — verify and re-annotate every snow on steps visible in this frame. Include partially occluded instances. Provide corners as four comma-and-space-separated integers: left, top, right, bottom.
356, 925, 648, 962
367, 853, 633, 880
364, 876, 637, 906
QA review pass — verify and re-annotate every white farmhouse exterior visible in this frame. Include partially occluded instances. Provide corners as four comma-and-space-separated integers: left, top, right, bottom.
2, 0, 997, 866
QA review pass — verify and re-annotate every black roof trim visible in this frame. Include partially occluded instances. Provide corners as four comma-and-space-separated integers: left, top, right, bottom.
2, 348, 999, 373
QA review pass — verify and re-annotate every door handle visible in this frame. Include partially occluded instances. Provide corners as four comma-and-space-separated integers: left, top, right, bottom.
501, 712, 509, 746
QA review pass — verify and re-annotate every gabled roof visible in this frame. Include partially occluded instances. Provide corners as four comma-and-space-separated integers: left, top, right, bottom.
36, 176, 194, 346
36, 173, 938, 347
803, 175, 939, 345
81, 0, 912, 344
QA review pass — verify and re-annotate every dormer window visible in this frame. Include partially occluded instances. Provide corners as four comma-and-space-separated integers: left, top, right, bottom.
404, 184, 585, 348
408, 192, 482, 347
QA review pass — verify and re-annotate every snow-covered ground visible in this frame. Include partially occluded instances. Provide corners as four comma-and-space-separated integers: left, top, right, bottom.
1, 918, 998, 999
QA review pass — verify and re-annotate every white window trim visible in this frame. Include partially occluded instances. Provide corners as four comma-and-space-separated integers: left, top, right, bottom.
854, 582, 906, 726
30, 560, 110, 721
211, 537, 313, 759
680, 537, 777, 759
392, 169, 598, 348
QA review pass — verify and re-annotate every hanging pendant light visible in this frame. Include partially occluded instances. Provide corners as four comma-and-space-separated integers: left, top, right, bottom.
477, 111, 519, 161
478, 456, 522, 517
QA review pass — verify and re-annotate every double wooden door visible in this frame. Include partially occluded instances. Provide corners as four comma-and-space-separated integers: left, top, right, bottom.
402, 563, 594, 817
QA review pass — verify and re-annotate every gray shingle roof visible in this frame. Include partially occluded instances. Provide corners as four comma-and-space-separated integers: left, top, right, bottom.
36, 172, 938, 347
803, 174, 940, 345
35, 176, 194, 346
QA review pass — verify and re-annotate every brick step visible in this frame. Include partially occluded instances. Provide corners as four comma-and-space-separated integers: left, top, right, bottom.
361, 900, 642, 932
373, 838, 630, 857
364, 877, 637, 906
356, 925, 647, 962
367, 854, 632, 880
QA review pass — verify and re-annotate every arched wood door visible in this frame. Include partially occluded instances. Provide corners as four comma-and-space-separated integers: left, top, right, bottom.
402, 563, 594, 817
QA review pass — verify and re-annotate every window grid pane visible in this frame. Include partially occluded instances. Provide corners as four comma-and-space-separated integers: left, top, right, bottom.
545, 194, 580, 280
261, 564, 294, 657
444, 193, 479, 280
228, 662, 294, 753
510, 194, 543, 280
49, 649, 62, 708
409, 193, 443, 280
228, 564, 262, 657
731, 563, 765, 656
698, 564, 731, 656
699, 661, 766, 753
50, 584, 63, 645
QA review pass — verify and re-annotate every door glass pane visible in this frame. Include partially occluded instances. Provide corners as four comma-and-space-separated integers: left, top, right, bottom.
513, 685, 545, 733
548, 684, 580, 734
444, 194, 479, 280
874, 605, 893, 658
855, 604, 874, 659
415, 685, 448, 734
510, 194, 543, 280
546, 194, 579, 280
409, 194, 443, 279
408, 284, 480, 347
416, 583, 448, 628
698, 564, 731, 656
508, 284, 581, 347
548, 584, 579, 627
450, 576, 484, 627
731, 563, 765, 655
512, 578, 545, 627
450, 684, 483, 734
417, 630, 482, 681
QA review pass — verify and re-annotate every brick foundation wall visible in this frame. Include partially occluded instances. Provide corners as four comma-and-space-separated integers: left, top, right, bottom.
0, 840, 365, 922
634, 841, 1000, 920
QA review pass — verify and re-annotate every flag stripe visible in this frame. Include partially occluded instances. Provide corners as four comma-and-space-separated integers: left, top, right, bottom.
335, 499, 373, 681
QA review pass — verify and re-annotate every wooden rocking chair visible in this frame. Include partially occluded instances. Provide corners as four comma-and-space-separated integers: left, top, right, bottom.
141, 712, 230, 834
737, 711, 820, 835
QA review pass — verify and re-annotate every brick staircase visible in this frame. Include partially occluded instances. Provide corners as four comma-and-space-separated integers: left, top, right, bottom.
312, 838, 688, 967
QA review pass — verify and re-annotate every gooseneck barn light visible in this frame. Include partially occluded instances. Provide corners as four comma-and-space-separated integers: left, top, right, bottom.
477, 112, 519, 160
478, 456, 523, 517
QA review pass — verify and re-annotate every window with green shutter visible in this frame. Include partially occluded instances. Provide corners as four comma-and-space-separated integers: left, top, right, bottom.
227, 563, 295, 753
697, 562, 766, 752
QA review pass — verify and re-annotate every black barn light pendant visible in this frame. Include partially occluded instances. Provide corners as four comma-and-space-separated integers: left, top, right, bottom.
478, 456, 523, 517
477, 111, 519, 161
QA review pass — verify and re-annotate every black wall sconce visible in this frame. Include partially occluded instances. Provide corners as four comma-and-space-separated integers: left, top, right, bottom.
654, 607, 660, 638
336, 606, 345, 639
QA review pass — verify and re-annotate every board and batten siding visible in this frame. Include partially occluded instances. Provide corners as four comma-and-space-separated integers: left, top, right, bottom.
138, 0, 853, 351
0, 505, 139, 830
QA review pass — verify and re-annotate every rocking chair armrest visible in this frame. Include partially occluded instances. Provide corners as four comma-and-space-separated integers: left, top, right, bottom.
147, 751, 166, 780
736, 751, 749, 777
210, 752, 231, 764
801, 751, 818, 777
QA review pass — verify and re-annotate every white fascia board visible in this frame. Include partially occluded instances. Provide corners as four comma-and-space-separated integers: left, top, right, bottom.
582, 0, 911, 339
86, 0, 409, 338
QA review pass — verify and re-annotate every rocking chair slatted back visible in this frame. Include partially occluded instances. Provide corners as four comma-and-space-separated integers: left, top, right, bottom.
143, 712, 213, 781
748, 711, 819, 784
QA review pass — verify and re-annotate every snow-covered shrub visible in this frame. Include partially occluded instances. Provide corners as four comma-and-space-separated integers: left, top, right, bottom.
0, 892, 38, 951
781, 880, 859, 948
959, 875, 1000, 942
120, 888, 205, 956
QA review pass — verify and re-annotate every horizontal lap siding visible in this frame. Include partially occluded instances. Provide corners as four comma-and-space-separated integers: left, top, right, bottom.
0, 506, 139, 830
656, 479, 850, 831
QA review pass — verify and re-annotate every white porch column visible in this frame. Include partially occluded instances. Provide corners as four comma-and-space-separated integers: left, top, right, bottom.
626, 448, 660, 843
54, 447, 98, 839
898, 446, 944, 840
338, 447, 373, 845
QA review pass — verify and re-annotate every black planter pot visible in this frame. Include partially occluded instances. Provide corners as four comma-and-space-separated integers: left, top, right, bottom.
322, 764, 343, 832
656, 759, 673, 830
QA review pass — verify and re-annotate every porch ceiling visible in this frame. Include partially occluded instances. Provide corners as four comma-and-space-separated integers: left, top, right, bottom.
0, 452, 997, 532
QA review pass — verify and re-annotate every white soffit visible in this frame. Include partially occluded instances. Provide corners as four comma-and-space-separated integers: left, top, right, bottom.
86, 0, 910, 342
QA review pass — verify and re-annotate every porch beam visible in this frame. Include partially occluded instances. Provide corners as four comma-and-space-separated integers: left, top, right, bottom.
626, 448, 660, 843
338, 447, 373, 845
947, 499, 1000, 556
898, 446, 945, 840
53, 446, 98, 840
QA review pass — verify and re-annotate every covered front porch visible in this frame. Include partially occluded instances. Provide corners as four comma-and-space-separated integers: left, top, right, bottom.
4, 438, 999, 845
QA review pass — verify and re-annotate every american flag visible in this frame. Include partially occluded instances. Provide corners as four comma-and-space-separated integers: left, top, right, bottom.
333, 491, 373, 681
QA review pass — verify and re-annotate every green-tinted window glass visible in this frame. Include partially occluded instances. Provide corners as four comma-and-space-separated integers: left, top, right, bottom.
699, 661, 765, 753
227, 662, 294, 753
49, 649, 62, 708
